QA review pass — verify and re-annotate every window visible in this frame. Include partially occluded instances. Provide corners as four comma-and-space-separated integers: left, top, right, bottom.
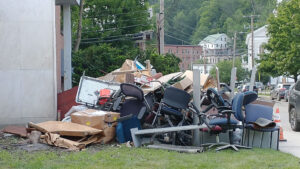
176, 49, 178, 54
182, 49, 184, 54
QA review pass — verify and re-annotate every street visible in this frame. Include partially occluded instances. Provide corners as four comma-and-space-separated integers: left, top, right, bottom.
263, 97, 300, 158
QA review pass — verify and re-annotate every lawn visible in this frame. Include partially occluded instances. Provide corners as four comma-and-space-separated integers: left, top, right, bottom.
0, 146, 299, 169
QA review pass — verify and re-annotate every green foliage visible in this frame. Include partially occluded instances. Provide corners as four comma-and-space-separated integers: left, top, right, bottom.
72, 0, 151, 49
72, 44, 135, 85
138, 49, 181, 75
256, 71, 270, 85
210, 59, 248, 84
259, 0, 300, 81
71, 0, 154, 85
152, 0, 276, 49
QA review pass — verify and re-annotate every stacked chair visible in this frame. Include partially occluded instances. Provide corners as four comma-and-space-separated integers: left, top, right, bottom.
202, 88, 251, 151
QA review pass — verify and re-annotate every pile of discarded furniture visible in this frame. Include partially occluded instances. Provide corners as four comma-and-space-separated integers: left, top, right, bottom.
1, 59, 280, 152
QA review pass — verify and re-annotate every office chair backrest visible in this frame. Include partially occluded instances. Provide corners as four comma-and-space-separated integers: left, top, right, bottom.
243, 91, 258, 105
245, 104, 273, 123
232, 93, 245, 121
207, 88, 226, 107
232, 91, 258, 121
163, 87, 191, 109
120, 83, 144, 101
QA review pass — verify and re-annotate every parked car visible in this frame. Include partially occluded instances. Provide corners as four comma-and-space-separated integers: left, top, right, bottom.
270, 83, 292, 101
255, 82, 264, 90
284, 83, 295, 102
242, 84, 258, 93
288, 80, 300, 131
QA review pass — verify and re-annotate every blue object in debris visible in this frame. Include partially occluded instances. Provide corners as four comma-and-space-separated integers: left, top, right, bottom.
116, 115, 141, 143
135, 60, 145, 70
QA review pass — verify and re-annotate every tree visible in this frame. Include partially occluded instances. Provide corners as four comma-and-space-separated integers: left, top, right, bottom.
72, 44, 136, 85
74, 0, 85, 52
259, 0, 300, 82
210, 59, 248, 84
138, 49, 181, 75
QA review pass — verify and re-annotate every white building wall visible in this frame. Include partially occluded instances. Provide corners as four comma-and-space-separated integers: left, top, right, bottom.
0, 0, 57, 126
246, 26, 269, 70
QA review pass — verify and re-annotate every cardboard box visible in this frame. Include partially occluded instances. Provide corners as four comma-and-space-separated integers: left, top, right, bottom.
71, 109, 120, 143
173, 77, 193, 90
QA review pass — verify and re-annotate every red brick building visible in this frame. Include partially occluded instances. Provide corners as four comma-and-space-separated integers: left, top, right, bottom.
164, 45, 203, 71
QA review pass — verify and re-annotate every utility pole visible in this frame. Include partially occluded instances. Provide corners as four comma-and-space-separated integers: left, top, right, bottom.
159, 0, 164, 55
204, 46, 207, 74
232, 32, 236, 68
243, 15, 259, 69
251, 16, 254, 68
156, 13, 160, 54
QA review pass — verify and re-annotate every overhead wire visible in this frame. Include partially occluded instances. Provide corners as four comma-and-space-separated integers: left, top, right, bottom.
81, 32, 143, 41
82, 23, 150, 34
84, 10, 149, 18
165, 17, 195, 32
165, 33, 192, 45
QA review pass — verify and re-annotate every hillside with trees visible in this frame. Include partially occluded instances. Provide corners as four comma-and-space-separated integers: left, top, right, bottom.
151, 0, 276, 50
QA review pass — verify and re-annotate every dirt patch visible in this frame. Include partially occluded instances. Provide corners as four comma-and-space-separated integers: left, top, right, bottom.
0, 133, 117, 153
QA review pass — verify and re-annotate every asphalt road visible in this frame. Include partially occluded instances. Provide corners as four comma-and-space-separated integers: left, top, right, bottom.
264, 97, 300, 158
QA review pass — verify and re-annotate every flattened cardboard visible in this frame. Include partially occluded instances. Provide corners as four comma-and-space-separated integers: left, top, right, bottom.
71, 109, 120, 143
40, 133, 101, 151
28, 121, 103, 137
2, 126, 27, 137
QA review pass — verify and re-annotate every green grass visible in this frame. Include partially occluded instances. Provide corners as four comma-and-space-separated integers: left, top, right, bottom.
0, 146, 299, 169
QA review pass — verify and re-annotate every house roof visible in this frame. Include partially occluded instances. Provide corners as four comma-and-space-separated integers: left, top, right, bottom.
200, 33, 227, 44
246, 25, 268, 44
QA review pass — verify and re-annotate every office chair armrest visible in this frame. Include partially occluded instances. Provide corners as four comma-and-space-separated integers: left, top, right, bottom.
216, 106, 232, 111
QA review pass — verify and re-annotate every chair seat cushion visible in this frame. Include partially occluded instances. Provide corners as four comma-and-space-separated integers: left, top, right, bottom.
161, 105, 183, 117
209, 118, 239, 125
245, 124, 279, 132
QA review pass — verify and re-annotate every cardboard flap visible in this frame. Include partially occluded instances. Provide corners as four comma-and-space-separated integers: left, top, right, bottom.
28, 121, 103, 137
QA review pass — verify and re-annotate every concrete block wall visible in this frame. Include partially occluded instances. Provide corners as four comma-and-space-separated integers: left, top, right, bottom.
0, 0, 57, 126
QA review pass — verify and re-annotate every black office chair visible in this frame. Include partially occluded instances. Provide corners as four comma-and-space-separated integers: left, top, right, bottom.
116, 83, 152, 143
151, 86, 192, 145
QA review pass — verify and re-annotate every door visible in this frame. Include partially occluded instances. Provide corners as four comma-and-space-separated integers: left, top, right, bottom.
293, 81, 300, 117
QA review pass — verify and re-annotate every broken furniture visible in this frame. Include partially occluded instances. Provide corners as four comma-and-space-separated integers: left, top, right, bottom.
151, 86, 193, 145
203, 89, 251, 151
242, 104, 279, 150
76, 75, 120, 110
130, 125, 206, 147
116, 83, 152, 143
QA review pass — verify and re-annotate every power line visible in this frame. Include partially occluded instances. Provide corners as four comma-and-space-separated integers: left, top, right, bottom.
86, 16, 150, 27
165, 18, 195, 35
80, 36, 139, 44
81, 32, 143, 41
165, 30, 192, 44
165, 18, 195, 31
82, 23, 150, 34
165, 33, 192, 45
84, 10, 149, 18
166, 25, 193, 37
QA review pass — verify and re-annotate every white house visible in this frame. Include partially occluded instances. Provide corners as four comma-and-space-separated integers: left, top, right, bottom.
198, 33, 233, 65
245, 26, 269, 70
199, 33, 230, 49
